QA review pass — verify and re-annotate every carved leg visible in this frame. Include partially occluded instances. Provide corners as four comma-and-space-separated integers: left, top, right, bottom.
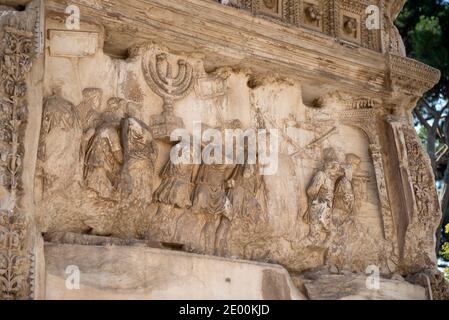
201, 215, 219, 255
214, 216, 231, 256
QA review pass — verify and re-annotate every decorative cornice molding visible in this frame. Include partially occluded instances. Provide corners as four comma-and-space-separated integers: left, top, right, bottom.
46, 0, 388, 97
389, 0, 405, 20
222, 0, 383, 51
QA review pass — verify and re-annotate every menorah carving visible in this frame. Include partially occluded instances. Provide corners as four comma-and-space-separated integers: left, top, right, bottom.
142, 52, 194, 141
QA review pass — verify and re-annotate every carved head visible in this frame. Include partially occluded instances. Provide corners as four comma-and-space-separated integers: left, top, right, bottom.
343, 17, 358, 35
322, 147, 340, 176
324, 161, 340, 177
305, 5, 321, 22
106, 97, 128, 120
263, 0, 277, 10
323, 147, 338, 162
42, 96, 79, 134
82, 88, 103, 109
343, 153, 361, 180
346, 153, 361, 169
124, 118, 153, 148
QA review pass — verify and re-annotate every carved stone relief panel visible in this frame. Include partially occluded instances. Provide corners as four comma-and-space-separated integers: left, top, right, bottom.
306, 92, 398, 270
0, 0, 444, 301
41, 32, 400, 273
32, 1, 440, 286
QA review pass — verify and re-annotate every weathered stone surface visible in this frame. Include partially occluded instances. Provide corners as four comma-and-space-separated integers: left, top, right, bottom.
292, 267, 427, 300
44, 242, 305, 300
0, 0, 448, 300
303, 274, 427, 300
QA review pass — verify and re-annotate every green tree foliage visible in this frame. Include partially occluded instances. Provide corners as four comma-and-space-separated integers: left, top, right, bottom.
396, 0, 449, 260
440, 223, 449, 280
441, 241, 449, 261
396, 0, 449, 97
439, 224, 449, 280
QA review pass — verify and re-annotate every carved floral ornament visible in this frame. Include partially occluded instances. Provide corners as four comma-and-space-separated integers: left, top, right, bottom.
0, 1, 42, 300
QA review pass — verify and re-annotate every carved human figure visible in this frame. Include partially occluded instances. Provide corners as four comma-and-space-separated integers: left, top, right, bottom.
191, 163, 233, 254
104, 97, 128, 123
154, 153, 194, 209
220, 161, 266, 255
192, 164, 232, 216
78, 88, 102, 130
303, 148, 341, 243
227, 161, 265, 220
83, 122, 123, 202
78, 88, 104, 163
38, 95, 82, 192
305, 4, 321, 24
332, 154, 361, 227
120, 117, 158, 206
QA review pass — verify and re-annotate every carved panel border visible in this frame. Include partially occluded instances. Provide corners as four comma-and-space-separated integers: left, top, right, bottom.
0, 1, 42, 300
386, 117, 441, 269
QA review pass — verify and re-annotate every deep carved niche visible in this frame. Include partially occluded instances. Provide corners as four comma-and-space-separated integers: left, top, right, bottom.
306, 92, 397, 263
